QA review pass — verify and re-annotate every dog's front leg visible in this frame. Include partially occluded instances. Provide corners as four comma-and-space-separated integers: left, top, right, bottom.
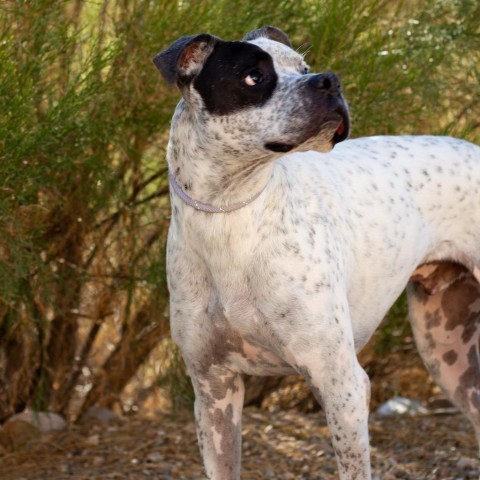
168, 245, 245, 479
188, 364, 245, 480
321, 362, 371, 480
289, 315, 371, 479
314, 360, 371, 479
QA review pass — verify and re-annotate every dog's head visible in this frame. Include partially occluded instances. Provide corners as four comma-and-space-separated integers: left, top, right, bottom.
153, 26, 349, 157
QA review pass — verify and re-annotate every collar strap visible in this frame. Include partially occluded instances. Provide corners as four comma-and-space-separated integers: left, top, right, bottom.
168, 170, 268, 213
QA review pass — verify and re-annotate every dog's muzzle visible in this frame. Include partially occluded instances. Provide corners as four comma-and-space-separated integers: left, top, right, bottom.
265, 72, 349, 154
308, 72, 349, 144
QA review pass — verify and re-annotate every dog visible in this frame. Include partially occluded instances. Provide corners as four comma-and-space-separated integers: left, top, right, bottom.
153, 25, 480, 479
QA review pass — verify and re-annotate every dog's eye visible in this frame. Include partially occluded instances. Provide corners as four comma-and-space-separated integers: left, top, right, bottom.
244, 70, 264, 86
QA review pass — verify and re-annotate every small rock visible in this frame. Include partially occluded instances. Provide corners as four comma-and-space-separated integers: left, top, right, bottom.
146, 451, 162, 463
86, 434, 100, 446
375, 396, 428, 418
1, 420, 40, 450
57, 463, 69, 473
262, 468, 274, 478
6, 410, 66, 432
80, 407, 118, 424
427, 397, 459, 415
456, 456, 479, 470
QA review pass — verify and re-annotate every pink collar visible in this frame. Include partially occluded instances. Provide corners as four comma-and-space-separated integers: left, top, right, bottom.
168, 170, 269, 213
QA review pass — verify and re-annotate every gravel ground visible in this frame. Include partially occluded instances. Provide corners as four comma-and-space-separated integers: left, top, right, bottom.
0, 406, 478, 480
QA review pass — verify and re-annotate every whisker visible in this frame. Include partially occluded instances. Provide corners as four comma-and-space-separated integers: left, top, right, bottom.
296, 43, 312, 57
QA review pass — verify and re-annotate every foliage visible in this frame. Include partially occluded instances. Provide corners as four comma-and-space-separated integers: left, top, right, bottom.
0, 0, 478, 417
373, 292, 411, 355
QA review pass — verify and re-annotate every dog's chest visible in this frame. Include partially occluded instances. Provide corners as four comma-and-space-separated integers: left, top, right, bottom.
169, 136, 480, 364
174, 178, 395, 355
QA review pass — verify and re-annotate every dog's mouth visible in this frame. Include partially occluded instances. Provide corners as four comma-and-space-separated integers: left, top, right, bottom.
319, 105, 350, 147
264, 142, 296, 153
333, 117, 347, 144
265, 111, 349, 154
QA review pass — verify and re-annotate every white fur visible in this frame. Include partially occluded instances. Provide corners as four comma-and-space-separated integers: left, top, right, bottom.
164, 34, 480, 480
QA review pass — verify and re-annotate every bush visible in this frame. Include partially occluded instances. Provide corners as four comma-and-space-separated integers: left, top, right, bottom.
0, 0, 478, 418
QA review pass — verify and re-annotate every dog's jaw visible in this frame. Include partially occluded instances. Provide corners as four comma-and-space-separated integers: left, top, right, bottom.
264, 99, 350, 154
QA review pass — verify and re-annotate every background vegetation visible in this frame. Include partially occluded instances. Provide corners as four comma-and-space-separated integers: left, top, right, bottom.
0, 0, 478, 420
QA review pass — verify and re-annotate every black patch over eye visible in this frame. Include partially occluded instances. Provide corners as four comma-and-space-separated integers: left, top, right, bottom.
193, 41, 278, 115
244, 69, 264, 86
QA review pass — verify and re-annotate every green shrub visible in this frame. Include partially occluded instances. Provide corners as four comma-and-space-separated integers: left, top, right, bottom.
0, 0, 478, 416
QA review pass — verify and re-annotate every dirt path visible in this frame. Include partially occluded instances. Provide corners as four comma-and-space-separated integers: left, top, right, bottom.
0, 406, 478, 480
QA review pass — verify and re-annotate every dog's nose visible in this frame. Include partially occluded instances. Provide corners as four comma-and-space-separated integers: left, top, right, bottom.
308, 72, 341, 95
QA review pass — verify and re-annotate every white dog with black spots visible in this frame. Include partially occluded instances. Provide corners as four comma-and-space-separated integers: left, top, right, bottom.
153, 25, 480, 480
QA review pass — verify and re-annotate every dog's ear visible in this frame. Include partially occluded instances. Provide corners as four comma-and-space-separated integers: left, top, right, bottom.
243, 26, 292, 48
152, 34, 219, 86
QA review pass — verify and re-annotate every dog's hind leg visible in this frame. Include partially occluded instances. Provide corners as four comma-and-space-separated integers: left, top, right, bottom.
407, 262, 480, 451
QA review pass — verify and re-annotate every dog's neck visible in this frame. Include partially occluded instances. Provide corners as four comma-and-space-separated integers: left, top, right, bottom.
168, 168, 271, 213
166, 102, 276, 209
